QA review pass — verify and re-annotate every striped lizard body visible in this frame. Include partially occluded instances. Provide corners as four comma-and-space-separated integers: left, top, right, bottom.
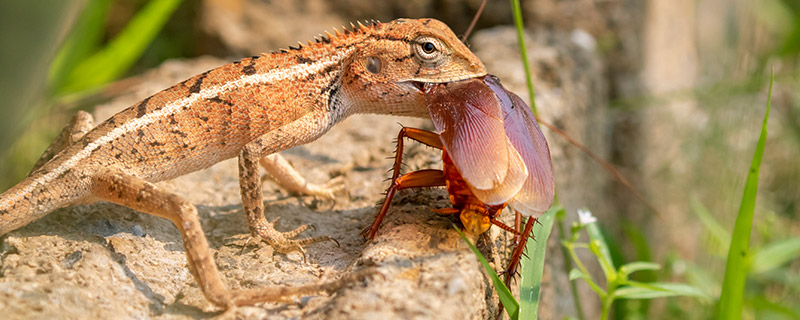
0, 18, 486, 308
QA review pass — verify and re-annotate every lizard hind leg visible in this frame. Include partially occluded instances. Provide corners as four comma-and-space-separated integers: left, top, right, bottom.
88, 168, 363, 309
240, 148, 335, 261
30, 111, 95, 174
259, 153, 344, 200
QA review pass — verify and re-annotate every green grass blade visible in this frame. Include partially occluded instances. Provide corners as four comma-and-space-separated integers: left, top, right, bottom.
48, 0, 112, 90
509, 0, 537, 113
750, 238, 800, 274
520, 207, 558, 319
717, 71, 772, 320
614, 282, 710, 301
455, 226, 519, 319
582, 210, 616, 277
690, 196, 731, 257
619, 261, 661, 277
58, 0, 183, 95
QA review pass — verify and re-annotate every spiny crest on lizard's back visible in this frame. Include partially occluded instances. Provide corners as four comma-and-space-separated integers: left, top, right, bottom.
269, 19, 383, 55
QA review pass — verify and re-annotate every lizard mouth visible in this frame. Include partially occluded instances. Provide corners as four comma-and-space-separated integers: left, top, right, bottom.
410, 81, 426, 92
408, 76, 489, 93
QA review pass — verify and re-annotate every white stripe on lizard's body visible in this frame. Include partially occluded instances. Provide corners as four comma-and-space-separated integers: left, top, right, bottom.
1, 47, 355, 208
0, 18, 487, 309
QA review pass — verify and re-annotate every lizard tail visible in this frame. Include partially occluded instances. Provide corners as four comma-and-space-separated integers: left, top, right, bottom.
0, 174, 87, 235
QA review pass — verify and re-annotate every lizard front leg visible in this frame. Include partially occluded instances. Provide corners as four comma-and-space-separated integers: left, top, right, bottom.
89, 168, 366, 308
239, 143, 334, 259
259, 153, 344, 199
30, 111, 94, 173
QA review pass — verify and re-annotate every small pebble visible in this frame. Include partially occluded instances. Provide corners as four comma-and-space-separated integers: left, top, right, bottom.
63, 250, 83, 269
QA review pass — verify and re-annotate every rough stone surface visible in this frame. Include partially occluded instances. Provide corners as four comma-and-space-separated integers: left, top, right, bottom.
0, 25, 606, 319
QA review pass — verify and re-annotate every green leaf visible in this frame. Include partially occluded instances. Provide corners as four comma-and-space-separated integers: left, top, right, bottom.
750, 295, 800, 319
455, 225, 519, 320
585, 215, 616, 279
520, 207, 558, 320
690, 196, 731, 257
717, 70, 772, 320
614, 282, 709, 301
58, 0, 183, 95
750, 238, 800, 274
569, 268, 589, 281
683, 261, 720, 298
619, 261, 661, 277
622, 222, 655, 280
48, 0, 113, 90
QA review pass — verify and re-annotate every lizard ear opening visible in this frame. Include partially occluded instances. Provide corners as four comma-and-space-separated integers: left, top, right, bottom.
366, 56, 381, 74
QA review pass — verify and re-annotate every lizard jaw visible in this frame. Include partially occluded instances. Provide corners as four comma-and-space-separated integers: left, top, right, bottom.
407, 75, 488, 93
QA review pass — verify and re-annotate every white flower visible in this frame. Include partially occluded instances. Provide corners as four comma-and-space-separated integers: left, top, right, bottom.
577, 208, 596, 225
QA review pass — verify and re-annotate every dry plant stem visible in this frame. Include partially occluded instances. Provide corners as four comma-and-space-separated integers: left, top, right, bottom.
461, 0, 488, 42
535, 116, 661, 217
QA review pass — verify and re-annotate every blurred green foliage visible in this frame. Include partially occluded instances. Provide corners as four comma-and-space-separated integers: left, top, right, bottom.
0, 0, 183, 190
52, 0, 182, 97
564, 209, 710, 320
0, 1, 85, 181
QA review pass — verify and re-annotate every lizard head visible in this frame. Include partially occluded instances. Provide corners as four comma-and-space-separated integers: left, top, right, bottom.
338, 18, 487, 117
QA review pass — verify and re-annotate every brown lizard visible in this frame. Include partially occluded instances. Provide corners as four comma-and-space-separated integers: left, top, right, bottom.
0, 18, 486, 309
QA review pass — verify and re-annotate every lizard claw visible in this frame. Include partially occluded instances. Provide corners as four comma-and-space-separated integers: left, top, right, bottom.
249, 220, 335, 263
288, 244, 307, 263
239, 236, 255, 254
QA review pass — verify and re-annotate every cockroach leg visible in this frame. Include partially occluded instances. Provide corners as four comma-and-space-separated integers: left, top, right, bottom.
489, 217, 519, 235
503, 217, 536, 289
362, 169, 446, 239
363, 127, 445, 240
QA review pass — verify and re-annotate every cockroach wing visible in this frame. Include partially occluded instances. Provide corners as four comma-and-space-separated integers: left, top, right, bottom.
424, 80, 527, 205
485, 76, 555, 217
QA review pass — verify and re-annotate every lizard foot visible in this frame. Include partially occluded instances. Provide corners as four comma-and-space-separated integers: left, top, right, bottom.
299, 175, 346, 200
259, 154, 347, 200
246, 218, 338, 262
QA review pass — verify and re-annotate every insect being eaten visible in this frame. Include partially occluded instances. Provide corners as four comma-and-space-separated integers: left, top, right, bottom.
362, 74, 556, 285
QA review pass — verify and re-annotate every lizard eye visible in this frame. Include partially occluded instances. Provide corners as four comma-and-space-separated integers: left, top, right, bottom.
414, 36, 443, 62
422, 42, 435, 53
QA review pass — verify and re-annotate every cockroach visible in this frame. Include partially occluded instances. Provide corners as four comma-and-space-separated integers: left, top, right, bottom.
362, 74, 555, 285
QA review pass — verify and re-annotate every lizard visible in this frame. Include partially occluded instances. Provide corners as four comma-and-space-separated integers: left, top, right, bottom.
0, 18, 486, 309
